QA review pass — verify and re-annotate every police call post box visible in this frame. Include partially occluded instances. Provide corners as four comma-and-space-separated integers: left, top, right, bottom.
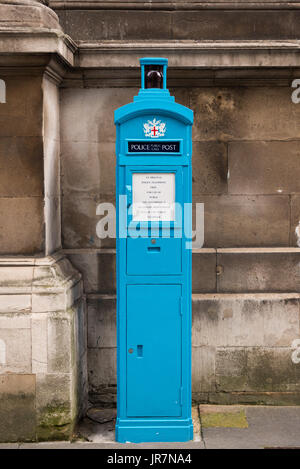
114, 58, 194, 443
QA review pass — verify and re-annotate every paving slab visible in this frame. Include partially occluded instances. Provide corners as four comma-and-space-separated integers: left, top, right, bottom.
202, 406, 300, 449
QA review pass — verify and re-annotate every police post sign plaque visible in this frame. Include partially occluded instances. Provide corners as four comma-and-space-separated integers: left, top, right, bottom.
128, 141, 181, 153
132, 173, 175, 222
114, 58, 193, 443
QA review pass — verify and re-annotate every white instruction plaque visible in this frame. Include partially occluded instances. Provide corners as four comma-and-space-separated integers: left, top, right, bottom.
132, 173, 175, 222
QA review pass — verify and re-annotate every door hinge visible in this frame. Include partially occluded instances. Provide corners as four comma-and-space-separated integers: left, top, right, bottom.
180, 387, 184, 406
179, 297, 183, 316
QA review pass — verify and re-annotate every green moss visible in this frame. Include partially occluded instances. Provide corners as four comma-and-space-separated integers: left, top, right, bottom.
201, 411, 248, 428
37, 405, 73, 441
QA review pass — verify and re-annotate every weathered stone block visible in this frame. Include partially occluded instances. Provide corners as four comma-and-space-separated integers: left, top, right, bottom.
192, 250, 217, 292
192, 346, 216, 393
192, 141, 228, 195
0, 266, 34, 294
172, 10, 300, 41
62, 194, 116, 249
194, 195, 289, 247
36, 373, 72, 441
32, 314, 48, 374
0, 295, 31, 312
0, 374, 36, 442
61, 88, 138, 144
216, 346, 300, 393
0, 328, 31, 373
228, 141, 300, 195
67, 251, 116, 293
247, 348, 300, 392
0, 1, 61, 30
217, 250, 300, 293
62, 10, 172, 41
193, 295, 265, 347
0, 313, 30, 330
31, 293, 66, 313
216, 348, 248, 391
47, 315, 72, 373
190, 87, 300, 142
169, 88, 190, 108
61, 140, 115, 195
260, 297, 300, 347
88, 347, 117, 393
57, 9, 300, 42
0, 137, 43, 197
192, 293, 300, 348
0, 197, 44, 254
0, 76, 42, 138
87, 296, 116, 348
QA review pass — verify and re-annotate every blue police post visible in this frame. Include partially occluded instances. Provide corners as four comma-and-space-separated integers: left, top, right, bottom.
114, 58, 194, 443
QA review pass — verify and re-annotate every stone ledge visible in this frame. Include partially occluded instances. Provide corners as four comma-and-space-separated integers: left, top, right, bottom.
0, 29, 77, 67
63, 247, 300, 294
77, 40, 300, 70
192, 392, 300, 406
0, 253, 82, 295
50, 0, 300, 10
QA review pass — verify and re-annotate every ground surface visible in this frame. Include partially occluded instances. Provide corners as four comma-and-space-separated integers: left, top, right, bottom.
1, 405, 300, 449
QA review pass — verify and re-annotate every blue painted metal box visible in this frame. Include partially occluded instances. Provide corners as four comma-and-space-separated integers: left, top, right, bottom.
114, 58, 194, 443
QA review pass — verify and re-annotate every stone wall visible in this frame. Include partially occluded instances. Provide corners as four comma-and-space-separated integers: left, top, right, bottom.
0, 2, 88, 439
53, 2, 300, 42
0, 75, 44, 255
0, 254, 87, 441
60, 84, 300, 405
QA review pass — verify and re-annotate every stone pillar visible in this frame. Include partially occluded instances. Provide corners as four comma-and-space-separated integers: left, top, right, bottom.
0, 0, 87, 441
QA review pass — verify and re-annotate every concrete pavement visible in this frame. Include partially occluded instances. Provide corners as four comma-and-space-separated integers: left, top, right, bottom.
0, 405, 299, 449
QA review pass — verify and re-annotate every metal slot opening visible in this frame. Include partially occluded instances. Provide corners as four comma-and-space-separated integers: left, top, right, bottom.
147, 247, 161, 252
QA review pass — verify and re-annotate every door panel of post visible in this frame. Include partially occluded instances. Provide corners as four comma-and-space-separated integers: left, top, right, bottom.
127, 284, 182, 417
127, 237, 182, 275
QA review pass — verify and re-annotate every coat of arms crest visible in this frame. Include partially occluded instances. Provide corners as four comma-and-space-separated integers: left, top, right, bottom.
143, 118, 166, 138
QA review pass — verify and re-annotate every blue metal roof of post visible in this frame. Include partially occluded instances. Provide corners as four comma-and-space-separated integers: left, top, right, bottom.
114, 100, 193, 125
140, 57, 168, 66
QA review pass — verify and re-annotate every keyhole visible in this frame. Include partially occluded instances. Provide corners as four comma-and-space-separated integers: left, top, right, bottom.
128, 348, 134, 354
